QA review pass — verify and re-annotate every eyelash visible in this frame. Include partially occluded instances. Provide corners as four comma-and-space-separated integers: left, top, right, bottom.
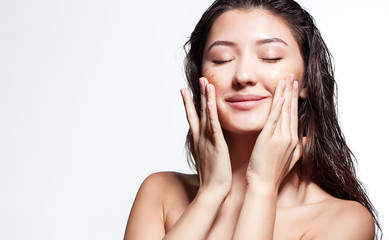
212, 58, 282, 64
261, 58, 282, 62
212, 60, 232, 64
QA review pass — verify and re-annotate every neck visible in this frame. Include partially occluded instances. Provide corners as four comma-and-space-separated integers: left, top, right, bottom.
221, 130, 308, 207
223, 130, 258, 172
222, 130, 258, 200
277, 170, 308, 207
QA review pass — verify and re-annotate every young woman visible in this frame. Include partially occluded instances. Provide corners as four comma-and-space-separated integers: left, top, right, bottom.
125, 0, 381, 239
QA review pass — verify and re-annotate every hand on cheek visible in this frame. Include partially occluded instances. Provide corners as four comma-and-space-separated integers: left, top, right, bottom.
180, 77, 232, 199
272, 72, 306, 103
247, 74, 302, 189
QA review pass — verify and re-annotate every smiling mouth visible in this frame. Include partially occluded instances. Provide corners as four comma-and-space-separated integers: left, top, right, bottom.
226, 95, 267, 110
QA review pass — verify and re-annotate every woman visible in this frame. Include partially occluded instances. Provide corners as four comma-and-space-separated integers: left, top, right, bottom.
125, 0, 381, 239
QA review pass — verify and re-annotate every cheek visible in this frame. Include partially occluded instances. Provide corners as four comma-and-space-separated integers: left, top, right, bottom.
203, 67, 224, 96
269, 66, 304, 92
202, 68, 228, 108
203, 67, 217, 83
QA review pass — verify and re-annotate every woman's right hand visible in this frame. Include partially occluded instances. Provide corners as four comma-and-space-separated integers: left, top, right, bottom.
181, 77, 232, 200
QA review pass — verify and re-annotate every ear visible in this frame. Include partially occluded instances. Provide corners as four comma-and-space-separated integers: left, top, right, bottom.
299, 87, 308, 99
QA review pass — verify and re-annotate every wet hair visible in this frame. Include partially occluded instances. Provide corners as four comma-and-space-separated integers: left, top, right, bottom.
183, 0, 381, 238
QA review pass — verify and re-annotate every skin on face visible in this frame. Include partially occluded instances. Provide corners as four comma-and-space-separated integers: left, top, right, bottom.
202, 9, 304, 134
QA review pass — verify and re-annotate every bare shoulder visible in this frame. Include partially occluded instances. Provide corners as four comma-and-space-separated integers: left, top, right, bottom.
124, 172, 198, 240
140, 171, 199, 196
313, 195, 375, 240
132, 171, 199, 208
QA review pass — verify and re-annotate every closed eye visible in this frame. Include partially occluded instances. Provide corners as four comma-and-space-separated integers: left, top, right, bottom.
261, 58, 282, 63
212, 60, 232, 64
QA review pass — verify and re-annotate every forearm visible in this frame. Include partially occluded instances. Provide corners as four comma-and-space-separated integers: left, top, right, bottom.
233, 183, 278, 240
163, 190, 225, 240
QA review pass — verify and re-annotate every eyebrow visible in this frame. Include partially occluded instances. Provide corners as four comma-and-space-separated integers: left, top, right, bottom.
206, 37, 288, 53
256, 37, 288, 46
206, 41, 236, 53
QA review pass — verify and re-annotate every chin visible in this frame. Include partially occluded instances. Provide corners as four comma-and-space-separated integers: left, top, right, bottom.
220, 117, 267, 135
217, 100, 272, 135
223, 126, 263, 135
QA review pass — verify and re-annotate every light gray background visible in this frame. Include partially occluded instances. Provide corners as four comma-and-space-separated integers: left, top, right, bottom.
0, 0, 388, 239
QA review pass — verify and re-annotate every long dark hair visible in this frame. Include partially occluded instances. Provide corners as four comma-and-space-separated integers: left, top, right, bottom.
183, 0, 381, 238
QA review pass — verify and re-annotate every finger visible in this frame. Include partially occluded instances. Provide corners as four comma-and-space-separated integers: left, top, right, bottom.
181, 88, 200, 141
261, 97, 285, 137
206, 84, 223, 139
267, 78, 286, 137
205, 83, 212, 135
281, 74, 294, 133
271, 79, 286, 110
290, 80, 299, 137
200, 77, 209, 135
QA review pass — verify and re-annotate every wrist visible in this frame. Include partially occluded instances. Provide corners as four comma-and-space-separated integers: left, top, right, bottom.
246, 178, 279, 197
196, 187, 228, 206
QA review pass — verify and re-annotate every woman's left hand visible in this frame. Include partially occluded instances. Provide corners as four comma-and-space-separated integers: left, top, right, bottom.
246, 74, 303, 191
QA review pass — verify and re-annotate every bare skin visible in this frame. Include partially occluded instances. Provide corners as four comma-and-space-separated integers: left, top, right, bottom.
126, 172, 374, 239
125, 9, 375, 240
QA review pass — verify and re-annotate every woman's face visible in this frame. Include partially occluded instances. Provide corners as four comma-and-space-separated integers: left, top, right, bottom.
202, 9, 304, 134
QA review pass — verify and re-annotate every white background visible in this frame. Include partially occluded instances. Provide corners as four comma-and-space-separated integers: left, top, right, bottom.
0, 0, 388, 239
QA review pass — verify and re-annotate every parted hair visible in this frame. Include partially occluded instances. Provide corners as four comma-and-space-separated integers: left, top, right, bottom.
183, 0, 381, 238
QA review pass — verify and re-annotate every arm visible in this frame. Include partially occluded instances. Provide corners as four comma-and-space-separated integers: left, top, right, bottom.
124, 173, 167, 240
125, 77, 232, 239
162, 189, 226, 240
233, 183, 278, 239
233, 75, 302, 239
124, 173, 226, 240
164, 78, 232, 239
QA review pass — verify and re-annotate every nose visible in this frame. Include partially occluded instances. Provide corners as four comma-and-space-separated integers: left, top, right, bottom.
233, 57, 259, 87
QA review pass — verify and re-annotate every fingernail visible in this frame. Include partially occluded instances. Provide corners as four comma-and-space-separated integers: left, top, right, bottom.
281, 80, 286, 89
206, 84, 210, 93
199, 78, 203, 88
180, 88, 186, 97
293, 81, 298, 90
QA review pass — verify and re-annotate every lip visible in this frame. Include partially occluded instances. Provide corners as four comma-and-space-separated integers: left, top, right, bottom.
226, 94, 267, 110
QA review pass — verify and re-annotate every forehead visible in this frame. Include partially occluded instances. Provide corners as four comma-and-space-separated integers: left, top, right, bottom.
206, 9, 298, 48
